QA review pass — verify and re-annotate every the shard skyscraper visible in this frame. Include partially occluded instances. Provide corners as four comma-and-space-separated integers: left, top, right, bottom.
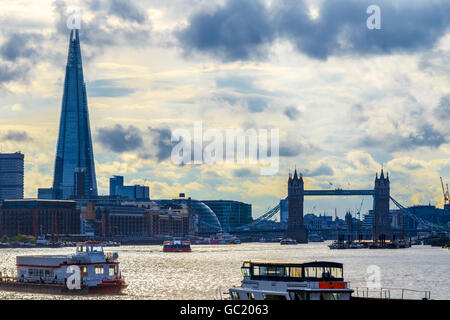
52, 29, 97, 199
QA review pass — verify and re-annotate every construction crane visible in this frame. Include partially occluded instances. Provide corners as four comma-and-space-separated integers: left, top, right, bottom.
440, 177, 449, 206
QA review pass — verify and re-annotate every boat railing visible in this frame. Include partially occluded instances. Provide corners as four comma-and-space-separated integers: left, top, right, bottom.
353, 286, 431, 300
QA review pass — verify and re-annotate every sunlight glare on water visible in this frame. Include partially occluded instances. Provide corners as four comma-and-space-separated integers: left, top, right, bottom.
0, 242, 448, 300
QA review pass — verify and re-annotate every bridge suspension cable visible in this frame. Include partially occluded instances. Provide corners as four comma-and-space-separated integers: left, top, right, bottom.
390, 196, 445, 231
232, 204, 281, 231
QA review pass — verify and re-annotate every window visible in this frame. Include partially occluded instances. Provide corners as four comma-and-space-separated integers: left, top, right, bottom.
320, 293, 340, 300
253, 266, 260, 276
95, 266, 104, 275
109, 265, 116, 276
289, 267, 302, 278
28, 269, 34, 276
331, 268, 343, 279
289, 291, 308, 300
305, 267, 316, 278
231, 292, 240, 300
247, 293, 255, 300
80, 266, 88, 276
241, 267, 250, 277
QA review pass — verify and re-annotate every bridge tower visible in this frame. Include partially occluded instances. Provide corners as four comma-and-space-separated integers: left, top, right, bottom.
285, 169, 308, 243
373, 169, 392, 242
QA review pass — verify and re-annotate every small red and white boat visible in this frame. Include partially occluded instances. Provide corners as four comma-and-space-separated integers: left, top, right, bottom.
2, 241, 128, 294
163, 238, 192, 252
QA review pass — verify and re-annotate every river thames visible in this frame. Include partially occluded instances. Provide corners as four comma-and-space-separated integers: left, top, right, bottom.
0, 242, 448, 300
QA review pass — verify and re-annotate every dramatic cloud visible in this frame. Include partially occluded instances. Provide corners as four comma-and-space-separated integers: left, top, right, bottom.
53, 0, 151, 50
434, 95, 450, 120
177, 0, 274, 61
179, 0, 450, 61
359, 123, 448, 152
1, 130, 31, 142
0, 33, 39, 62
304, 163, 334, 177
108, 0, 148, 23
97, 124, 143, 153
146, 127, 174, 162
283, 106, 301, 120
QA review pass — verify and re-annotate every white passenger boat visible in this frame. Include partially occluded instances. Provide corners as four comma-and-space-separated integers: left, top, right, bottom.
229, 260, 353, 300
0, 241, 127, 294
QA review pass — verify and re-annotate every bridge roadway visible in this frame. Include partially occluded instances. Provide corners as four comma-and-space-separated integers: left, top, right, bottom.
303, 189, 374, 196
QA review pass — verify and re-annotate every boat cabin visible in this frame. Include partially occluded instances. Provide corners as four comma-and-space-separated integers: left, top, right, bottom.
229, 260, 353, 300
16, 242, 120, 287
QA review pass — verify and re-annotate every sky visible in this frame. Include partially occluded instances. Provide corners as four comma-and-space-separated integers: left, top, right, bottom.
0, 0, 449, 219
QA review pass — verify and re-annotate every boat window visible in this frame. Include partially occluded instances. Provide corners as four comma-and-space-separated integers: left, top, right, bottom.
91, 245, 103, 252
80, 266, 88, 276
28, 269, 33, 276
77, 245, 84, 253
109, 265, 117, 276
45, 270, 51, 277
247, 293, 255, 300
263, 294, 287, 300
258, 266, 286, 277
331, 267, 343, 279
253, 266, 260, 276
288, 267, 302, 278
241, 267, 250, 277
305, 267, 316, 278
320, 293, 340, 300
289, 291, 308, 300
95, 265, 104, 275
231, 291, 240, 300
321, 267, 332, 279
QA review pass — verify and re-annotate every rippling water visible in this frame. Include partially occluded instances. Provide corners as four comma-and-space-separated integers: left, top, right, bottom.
0, 242, 448, 300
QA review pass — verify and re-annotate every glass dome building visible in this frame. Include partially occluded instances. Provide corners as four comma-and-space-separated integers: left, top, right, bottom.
155, 199, 222, 235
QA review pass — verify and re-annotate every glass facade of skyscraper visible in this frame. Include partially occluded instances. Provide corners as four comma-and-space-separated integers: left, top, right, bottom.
52, 29, 97, 199
0, 152, 24, 200
201, 200, 252, 230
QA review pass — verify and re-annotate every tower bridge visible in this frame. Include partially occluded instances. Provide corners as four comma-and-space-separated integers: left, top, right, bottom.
231, 169, 396, 243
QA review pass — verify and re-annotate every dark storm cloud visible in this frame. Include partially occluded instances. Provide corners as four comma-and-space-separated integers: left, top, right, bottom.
434, 95, 450, 120
0, 33, 39, 62
358, 123, 447, 151
1, 130, 31, 142
53, 0, 151, 50
304, 163, 334, 177
97, 124, 143, 153
146, 127, 175, 162
178, 0, 450, 61
283, 106, 300, 120
177, 0, 274, 61
0, 32, 43, 86
0, 63, 30, 84
109, 0, 148, 23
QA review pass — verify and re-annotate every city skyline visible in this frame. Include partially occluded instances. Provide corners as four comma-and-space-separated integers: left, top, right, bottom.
0, 0, 449, 217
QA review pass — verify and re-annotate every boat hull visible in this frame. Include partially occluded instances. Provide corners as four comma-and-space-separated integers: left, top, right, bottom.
0, 280, 127, 295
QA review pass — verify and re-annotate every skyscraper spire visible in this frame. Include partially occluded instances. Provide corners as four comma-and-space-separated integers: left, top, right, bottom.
52, 29, 97, 199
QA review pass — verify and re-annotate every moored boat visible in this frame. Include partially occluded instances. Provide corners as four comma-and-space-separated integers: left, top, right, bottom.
0, 241, 127, 295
